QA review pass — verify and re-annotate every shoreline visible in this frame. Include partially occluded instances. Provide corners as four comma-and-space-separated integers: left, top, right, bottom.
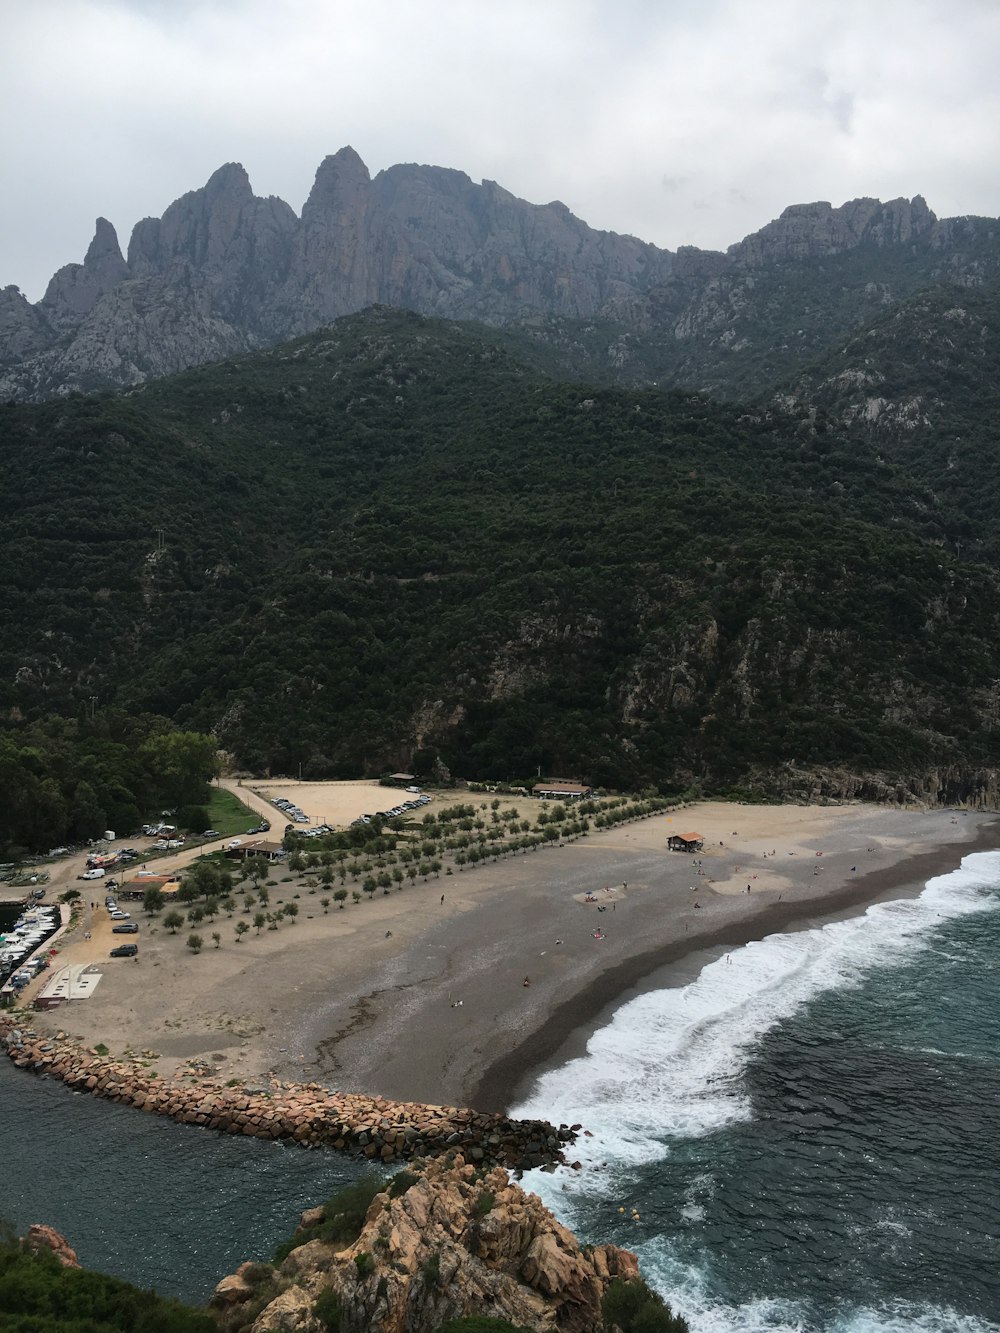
472, 820, 1000, 1113
17, 797, 998, 1126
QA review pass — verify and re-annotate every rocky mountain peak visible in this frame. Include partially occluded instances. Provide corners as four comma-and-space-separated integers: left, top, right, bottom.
729, 194, 939, 266
203, 160, 254, 202
304, 145, 372, 216
38, 215, 130, 331
84, 216, 129, 274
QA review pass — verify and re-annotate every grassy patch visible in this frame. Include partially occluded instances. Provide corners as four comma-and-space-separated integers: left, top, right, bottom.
203, 787, 259, 838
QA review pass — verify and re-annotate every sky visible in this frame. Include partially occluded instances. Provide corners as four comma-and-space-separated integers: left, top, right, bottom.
3, 0, 1000, 302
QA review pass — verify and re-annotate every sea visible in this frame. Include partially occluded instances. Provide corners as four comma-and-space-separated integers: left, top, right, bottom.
514, 849, 1000, 1332
4, 852, 1000, 1328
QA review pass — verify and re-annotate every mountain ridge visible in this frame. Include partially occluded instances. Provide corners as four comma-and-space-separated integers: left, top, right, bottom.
4, 149, 996, 401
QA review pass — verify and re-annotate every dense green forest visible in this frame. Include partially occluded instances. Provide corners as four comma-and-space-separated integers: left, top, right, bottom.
0, 714, 218, 857
1, 306, 999, 801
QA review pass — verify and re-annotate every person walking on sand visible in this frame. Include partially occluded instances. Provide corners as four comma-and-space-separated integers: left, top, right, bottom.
523, 976, 531, 987
440, 894, 445, 905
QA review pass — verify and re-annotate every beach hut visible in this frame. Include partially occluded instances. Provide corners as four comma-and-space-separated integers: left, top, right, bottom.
532, 780, 593, 800
667, 832, 704, 852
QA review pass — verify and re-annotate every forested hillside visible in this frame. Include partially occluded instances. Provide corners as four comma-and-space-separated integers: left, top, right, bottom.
2, 307, 999, 798
786, 278, 1000, 562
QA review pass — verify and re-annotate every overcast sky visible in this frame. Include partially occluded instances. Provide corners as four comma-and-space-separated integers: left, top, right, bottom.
3, 0, 1000, 301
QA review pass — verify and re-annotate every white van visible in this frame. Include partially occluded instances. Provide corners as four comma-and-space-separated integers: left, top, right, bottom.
82, 867, 106, 880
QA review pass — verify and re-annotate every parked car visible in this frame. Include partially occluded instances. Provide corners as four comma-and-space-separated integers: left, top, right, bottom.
112, 922, 139, 934
110, 944, 138, 957
202, 829, 220, 838
109, 909, 130, 920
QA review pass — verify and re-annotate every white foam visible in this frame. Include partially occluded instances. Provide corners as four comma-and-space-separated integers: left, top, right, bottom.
514, 851, 1000, 1180
624, 1235, 1000, 1332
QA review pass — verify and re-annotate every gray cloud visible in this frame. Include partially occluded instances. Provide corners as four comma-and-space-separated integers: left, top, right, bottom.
2, 0, 999, 299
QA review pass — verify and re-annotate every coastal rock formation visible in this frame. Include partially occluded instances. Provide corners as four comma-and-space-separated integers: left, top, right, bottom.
215, 1155, 638, 1333
23, 1224, 81, 1268
0, 1019, 578, 1170
3, 149, 998, 401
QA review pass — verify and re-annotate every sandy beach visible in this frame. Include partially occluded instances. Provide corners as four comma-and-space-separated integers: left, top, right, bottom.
18, 794, 997, 1115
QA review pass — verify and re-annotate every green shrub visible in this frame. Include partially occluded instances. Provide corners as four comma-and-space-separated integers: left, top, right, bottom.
420, 1252, 441, 1287
273, 1172, 387, 1264
313, 1287, 343, 1332
473, 1190, 495, 1217
601, 1277, 689, 1333
388, 1169, 419, 1198
354, 1251, 374, 1278
0, 1228, 213, 1332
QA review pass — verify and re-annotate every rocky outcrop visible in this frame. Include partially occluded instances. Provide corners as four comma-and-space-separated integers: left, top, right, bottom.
0, 1019, 578, 1170
40, 217, 130, 333
6, 150, 996, 402
729, 195, 937, 267
23, 1224, 81, 1268
215, 1155, 639, 1333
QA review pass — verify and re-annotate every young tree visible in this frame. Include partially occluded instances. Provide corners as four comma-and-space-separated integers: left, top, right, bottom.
392, 867, 404, 888
187, 933, 203, 954
246, 857, 269, 887
163, 910, 184, 934
320, 896, 331, 913
235, 921, 249, 942
334, 888, 348, 908
362, 876, 377, 899
283, 902, 299, 923
143, 887, 165, 915
377, 872, 392, 893
253, 911, 266, 935
212, 931, 221, 949
351, 889, 362, 905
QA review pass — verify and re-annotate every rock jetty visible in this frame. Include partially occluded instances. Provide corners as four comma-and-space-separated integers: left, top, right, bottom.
0, 1016, 578, 1170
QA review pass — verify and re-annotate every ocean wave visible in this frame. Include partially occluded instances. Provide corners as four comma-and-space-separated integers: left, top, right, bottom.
513, 850, 1000, 1178
624, 1235, 1000, 1332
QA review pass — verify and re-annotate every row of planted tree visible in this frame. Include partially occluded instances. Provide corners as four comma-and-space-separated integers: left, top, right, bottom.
111, 793, 677, 950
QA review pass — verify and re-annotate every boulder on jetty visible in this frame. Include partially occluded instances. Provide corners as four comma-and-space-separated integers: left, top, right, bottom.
0, 1016, 577, 1171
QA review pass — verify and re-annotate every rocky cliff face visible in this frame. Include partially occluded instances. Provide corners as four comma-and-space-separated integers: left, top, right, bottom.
4, 149, 997, 401
213, 1155, 640, 1333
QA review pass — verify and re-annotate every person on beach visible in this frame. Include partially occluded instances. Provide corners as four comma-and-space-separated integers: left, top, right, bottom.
440, 895, 445, 904
523, 976, 530, 986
